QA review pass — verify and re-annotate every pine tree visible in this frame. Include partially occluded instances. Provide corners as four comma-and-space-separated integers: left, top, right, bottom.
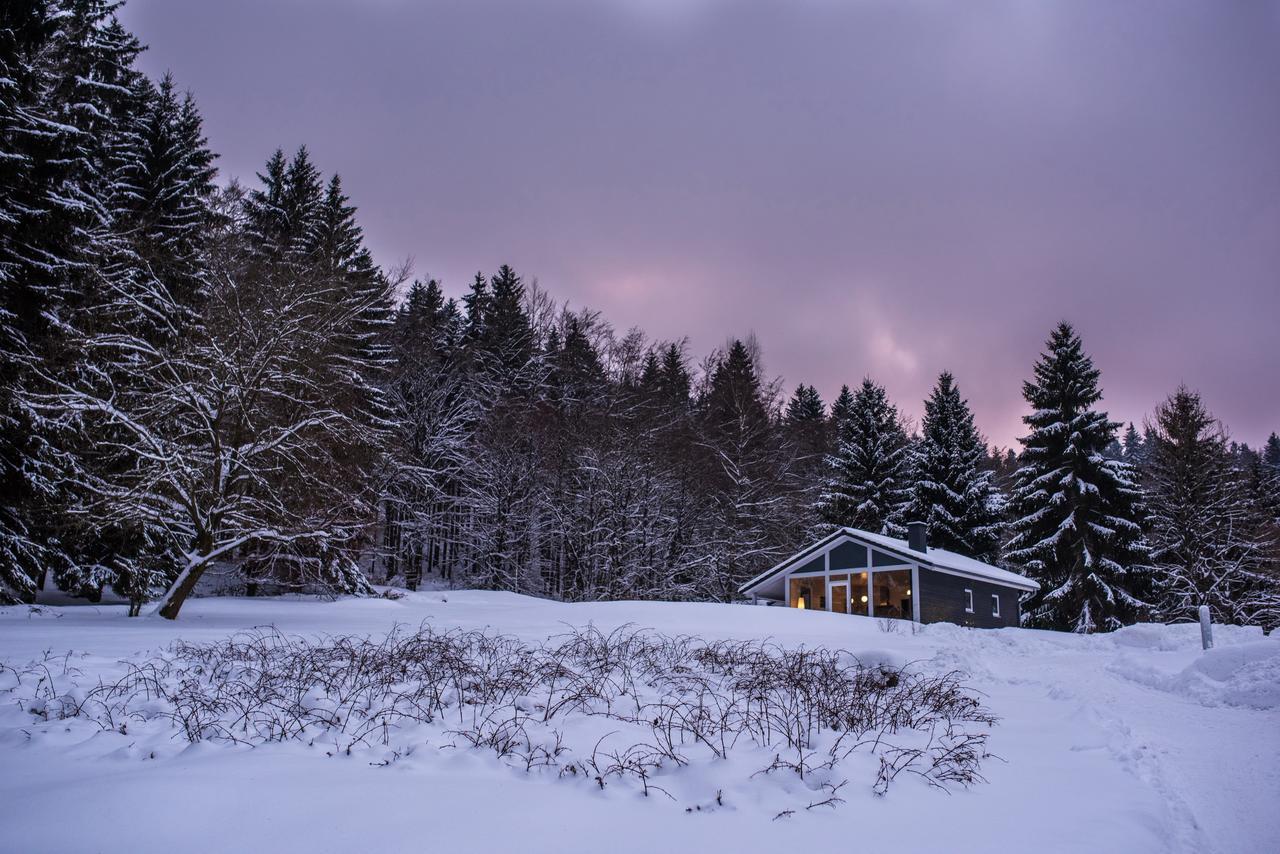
547, 313, 605, 411
480, 264, 533, 376
462, 271, 489, 344
785, 384, 827, 455
1264, 433, 1280, 473
1143, 389, 1280, 628
906, 372, 1001, 561
1005, 323, 1148, 632
658, 342, 691, 407
695, 339, 790, 599
0, 0, 143, 602
50, 68, 217, 610
817, 378, 912, 535
1121, 422, 1146, 466
829, 384, 855, 433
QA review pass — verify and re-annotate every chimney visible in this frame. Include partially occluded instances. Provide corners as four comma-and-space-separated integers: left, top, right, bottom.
907, 521, 928, 553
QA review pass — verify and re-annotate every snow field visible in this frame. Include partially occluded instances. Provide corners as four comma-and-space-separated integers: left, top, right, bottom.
1, 591, 1277, 854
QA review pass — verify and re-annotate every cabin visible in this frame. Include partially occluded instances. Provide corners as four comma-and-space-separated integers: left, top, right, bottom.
738, 522, 1039, 628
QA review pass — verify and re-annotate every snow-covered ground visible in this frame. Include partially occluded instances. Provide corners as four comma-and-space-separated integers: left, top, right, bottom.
1, 591, 1277, 854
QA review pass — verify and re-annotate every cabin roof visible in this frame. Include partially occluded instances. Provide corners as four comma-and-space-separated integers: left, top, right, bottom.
738, 527, 1042, 596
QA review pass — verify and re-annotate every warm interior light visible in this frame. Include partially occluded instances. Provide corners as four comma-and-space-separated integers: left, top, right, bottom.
797, 597, 806, 610
860, 595, 868, 603
907, 589, 912, 596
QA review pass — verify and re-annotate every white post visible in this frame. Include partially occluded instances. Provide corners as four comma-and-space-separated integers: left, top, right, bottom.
1198, 604, 1213, 651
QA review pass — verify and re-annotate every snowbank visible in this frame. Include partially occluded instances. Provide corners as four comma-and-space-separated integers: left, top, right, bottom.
1167, 639, 1280, 711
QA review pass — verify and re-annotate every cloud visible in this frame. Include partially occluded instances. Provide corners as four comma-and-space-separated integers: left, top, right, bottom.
120, 0, 1280, 448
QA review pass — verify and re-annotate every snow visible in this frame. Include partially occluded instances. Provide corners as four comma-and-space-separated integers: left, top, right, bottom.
1, 592, 1277, 854
850, 528, 1041, 590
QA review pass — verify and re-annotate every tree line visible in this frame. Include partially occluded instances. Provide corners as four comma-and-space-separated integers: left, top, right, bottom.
2, 2, 1277, 629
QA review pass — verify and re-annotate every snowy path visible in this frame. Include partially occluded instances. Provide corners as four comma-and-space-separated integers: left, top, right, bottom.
1, 592, 1276, 854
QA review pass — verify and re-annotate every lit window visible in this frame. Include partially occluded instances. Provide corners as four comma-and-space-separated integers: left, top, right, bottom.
991, 594, 1000, 617
964, 588, 974, 613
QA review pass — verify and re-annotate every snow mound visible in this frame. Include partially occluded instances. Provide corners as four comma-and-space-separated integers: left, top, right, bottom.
837, 648, 904, 671
1110, 622, 1265, 652
1118, 638, 1280, 711
1172, 640, 1280, 711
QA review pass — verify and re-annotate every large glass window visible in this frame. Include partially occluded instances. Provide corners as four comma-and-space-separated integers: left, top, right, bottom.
872, 569, 912, 620
789, 577, 825, 610
852, 571, 869, 615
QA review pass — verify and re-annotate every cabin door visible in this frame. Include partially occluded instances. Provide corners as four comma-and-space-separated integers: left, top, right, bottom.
829, 581, 849, 614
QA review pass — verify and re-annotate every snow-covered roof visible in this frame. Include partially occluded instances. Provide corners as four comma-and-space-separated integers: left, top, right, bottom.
738, 527, 1041, 596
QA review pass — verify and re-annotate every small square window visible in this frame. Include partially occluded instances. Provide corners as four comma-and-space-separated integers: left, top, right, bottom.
991, 594, 1001, 617
964, 588, 974, 613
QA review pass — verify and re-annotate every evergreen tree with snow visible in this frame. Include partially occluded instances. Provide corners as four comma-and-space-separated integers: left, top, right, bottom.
1264, 433, 1280, 474
785, 384, 827, 458
695, 339, 792, 599
48, 69, 217, 610
1005, 322, 1148, 632
657, 342, 692, 407
1142, 388, 1279, 628
906, 372, 1001, 561
784, 383, 828, 528
785, 383, 825, 426
817, 378, 912, 535
829, 384, 854, 435
1121, 422, 1146, 466
480, 264, 533, 377
0, 0, 143, 602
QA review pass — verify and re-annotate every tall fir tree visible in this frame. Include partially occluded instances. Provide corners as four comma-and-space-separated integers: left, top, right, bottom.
1005, 322, 1148, 632
1142, 388, 1280, 628
784, 384, 827, 457
1264, 433, 1280, 473
0, 0, 143, 602
47, 68, 217, 610
480, 264, 533, 376
696, 339, 791, 600
906, 372, 1001, 561
817, 378, 912, 535
829, 384, 855, 434
1120, 422, 1143, 463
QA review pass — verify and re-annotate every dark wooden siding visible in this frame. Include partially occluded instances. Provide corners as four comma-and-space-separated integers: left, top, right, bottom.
829, 542, 867, 570
917, 567, 1021, 628
794, 556, 824, 574
872, 549, 908, 567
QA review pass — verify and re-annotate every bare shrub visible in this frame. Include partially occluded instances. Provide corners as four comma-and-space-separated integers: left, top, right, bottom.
2, 624, 996, 811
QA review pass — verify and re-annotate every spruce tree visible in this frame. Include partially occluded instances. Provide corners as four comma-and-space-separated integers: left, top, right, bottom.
817, 378, 912, 535
785, 384, 824, 424
1005, 322, 1148, 632
829, 384, 855, 433
906, 372, 1000, 561
0, 0, 142, 602
1262, 433, 1280, 522
462, 271, 489, 344
1121, 422, 1146, 466
785, 383, 827, 457
698, 339, 789, 600
1143, 388, 1280, 628
658, 343, 691, 407
53, 68, 216, 609
481, 264, 533, 376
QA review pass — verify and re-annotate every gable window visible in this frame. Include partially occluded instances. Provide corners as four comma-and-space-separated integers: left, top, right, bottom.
991, 594, 1001, 617
964, 588, 974, 613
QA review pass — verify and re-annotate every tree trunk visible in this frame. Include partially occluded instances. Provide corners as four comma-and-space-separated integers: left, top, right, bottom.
155, 560, 209, 619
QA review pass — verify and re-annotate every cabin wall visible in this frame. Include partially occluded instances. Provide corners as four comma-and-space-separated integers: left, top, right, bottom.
917, 567, 1021, 628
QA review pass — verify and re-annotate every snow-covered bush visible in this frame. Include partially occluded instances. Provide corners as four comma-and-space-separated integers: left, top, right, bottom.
1, 625, 996, 812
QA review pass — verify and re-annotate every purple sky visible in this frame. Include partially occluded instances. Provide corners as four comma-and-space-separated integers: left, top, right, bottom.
120, 0, 1280, 449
